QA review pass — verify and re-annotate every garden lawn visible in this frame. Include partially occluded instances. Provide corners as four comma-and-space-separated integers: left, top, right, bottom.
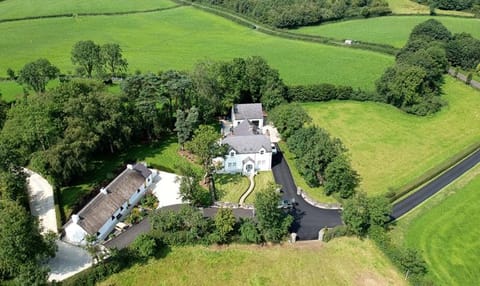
391, 164, 480, 285
0, 7, 393, 90
99, 238, 407, 286
301, 77, 480, 196
0, 0, 177, 21
386, 0, 473, 16
60, 136, 195, 219
279, 142, 337, 203
215, 174, 250, 204
245, 171, 275, 204
295, 16, 480, 48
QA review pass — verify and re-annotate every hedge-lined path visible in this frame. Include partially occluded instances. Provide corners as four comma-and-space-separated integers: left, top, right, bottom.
25, 168, 58, 234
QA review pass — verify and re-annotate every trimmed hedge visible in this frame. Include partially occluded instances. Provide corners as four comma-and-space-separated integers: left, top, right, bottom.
287, 83, 386, 103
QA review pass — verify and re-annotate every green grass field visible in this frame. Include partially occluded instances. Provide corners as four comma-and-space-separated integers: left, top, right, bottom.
391, 164, 480, 285
60, 136, 194, 219
0, 0, 177, 20
386, 0, 474, 16
216, 171, 274, 204
99, 238, 407, 286
0, 80, 24, 102
295, 16, 480, 48
0, 7, 393, 90
300, 77, 480, 196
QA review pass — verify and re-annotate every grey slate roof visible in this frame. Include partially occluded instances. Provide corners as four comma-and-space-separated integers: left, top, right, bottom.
73, 163, 151, 235
223, 135, 272, 154
233, 103, 263, 120
232, 120, 261, 136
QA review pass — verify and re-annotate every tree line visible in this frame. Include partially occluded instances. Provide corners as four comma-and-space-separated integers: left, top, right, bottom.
189, 0, 391, 28
416, 0, 480, 11
376, 19, 480, 116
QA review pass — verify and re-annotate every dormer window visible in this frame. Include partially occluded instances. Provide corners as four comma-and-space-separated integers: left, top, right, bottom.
260, 150, 265, 155
230, 151, 235, 157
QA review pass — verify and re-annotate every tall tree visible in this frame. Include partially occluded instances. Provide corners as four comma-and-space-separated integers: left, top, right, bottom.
254, 183, 293, 242
17, 58, 59, 93
176, 163, 210, 207
324, 155, 359, 199
71, 40, 102, 77
101, 43, 128, 76
269, 103, 311, 140
0, 199, 55, 283
175, 106, 199, 149
214, 207, 236, 243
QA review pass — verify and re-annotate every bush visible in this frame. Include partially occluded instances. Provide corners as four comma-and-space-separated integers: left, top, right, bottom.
322, 225, 349, 242
130, 234, 157, 259
239, 218, 262, 243
287, 84, 382, 103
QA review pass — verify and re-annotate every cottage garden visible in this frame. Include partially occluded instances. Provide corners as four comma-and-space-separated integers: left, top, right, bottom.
1, 0, 480, 285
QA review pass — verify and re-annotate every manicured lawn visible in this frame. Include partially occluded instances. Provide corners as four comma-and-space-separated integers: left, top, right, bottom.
279, 142, 337, 203
386, 0, 473, 16
391, 164, 480, 285
0, 7, 393, 90
0, 0, 177, 20
215, 174, 250, 204
295, 16, 480, 48
301, 77, 480, 196
100, 238, 407, 286
216, 171, 275, 204
60, 136, 194, 219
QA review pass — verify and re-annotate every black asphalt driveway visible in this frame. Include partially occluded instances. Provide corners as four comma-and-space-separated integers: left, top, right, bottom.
271, 145, 342, 240
391, 148, 480, 220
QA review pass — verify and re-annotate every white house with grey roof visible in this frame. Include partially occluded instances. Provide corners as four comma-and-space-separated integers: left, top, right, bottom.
216, 103, 272, 174
63, 163, 156, 245
232, 103, 264, 129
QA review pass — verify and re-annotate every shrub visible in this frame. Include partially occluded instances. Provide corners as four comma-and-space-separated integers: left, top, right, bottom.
130, 234, 157, 259
322, 225, 349, 242
239, 218, 262, 243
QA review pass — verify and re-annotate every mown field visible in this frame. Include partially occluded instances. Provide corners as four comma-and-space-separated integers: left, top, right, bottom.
0, 0, 177, 20
301, 77, 480, 196
391, 164, 480, 285
0, 6, 393, 90
386, 0, 474, 16
99, 238, 407, 286
295, 16, 480, 48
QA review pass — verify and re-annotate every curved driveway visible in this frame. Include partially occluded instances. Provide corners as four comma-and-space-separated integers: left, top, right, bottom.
272, 145, 480, 240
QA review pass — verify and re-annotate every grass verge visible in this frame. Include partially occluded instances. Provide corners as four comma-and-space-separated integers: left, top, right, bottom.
301, 77, 480, 196
99, 238, 407, 286
278, 142, 338, 203
390, 164, 480, 285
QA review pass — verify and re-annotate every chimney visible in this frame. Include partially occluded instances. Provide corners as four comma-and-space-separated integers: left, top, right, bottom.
72, 214, 80, 224
100, 187, 108, 195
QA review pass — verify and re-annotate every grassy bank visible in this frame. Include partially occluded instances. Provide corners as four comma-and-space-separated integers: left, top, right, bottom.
301, 78, 480, 196
0, 7, 392, 90
295, 16, 480, 48
100, 238, 407, 286
391, 164, 480, 285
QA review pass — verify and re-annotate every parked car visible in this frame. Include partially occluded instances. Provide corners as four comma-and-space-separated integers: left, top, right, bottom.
278, 199, 293, 209
271, 143, 278, 155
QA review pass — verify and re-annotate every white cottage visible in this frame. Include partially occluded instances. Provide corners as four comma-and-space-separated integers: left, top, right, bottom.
216, 103, 272, 174
63, 163, 155, 245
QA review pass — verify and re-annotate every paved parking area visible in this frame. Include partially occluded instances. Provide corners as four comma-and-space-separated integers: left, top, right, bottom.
151, 171, 184, 208
48, 240, 92, 282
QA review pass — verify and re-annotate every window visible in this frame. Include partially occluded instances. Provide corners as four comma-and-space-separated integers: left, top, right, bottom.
116, 213, 122, 220
120, 206, 124, 211
260, 150, 265, 155
137, 189, 140, 193
230, 151, 235, 157
228, 162, 237, 168
96, 232, 100, 236
111, 215, 115, 221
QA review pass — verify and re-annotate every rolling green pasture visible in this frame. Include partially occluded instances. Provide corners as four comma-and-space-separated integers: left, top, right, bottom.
100, 238, 407, 286
301, 77, 480, 196
0, 7, 393, 90
295, 16, 480, 48
392, 165, 480, 285
386, 0, 474, 16
0, 0, 177, 20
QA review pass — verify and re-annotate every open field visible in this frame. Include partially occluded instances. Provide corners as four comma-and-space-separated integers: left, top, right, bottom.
391, 164, 480, 285
301, 77, 480, 196
0, 0, 177, 21
386, 0, 474, 16
0, 7, 393, 90
60, 136, 195, 219
100, 238, 406, 286
216, 171, 275, 204
295, 16, 480, 48
0, 80, 23, 102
